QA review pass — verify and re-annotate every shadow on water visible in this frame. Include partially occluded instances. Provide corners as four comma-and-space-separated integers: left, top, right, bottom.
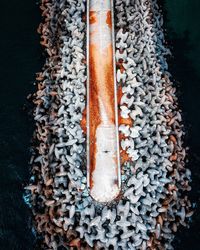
0, 0, 43, 249
160, 0, 200, 249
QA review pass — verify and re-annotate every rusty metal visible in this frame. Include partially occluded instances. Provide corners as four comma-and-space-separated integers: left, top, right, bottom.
87, 0, 121, 202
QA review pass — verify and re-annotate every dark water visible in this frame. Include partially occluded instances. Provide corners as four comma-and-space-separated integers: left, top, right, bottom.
0, 0, 42, 249
162, 0, 200, 249
0, 0, 199, 249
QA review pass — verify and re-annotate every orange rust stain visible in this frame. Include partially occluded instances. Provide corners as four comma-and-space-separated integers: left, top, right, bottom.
119, 132, 126, 142
119, 117, 133, 127
89, 11, 98, 24
170, 153, 178, 161
119, 130, 131, 164
69, 239, 81, 248
119, 64, 125, 73
120, 150, 130, 165
89, 42, 116, 187
117, 85, 133, 163
119, 134, 131, 164
116, 59, 125, 73
118, 85, 133, 126
117, 84, 123, 104
89, 48, 100, 188
82, 58, 87, 65
106, 11, 112, 29
119, 127, 132, 164
169, 134, 177, 144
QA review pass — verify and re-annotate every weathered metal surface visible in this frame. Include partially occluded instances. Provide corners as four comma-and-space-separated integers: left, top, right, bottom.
87, 0, 121, 202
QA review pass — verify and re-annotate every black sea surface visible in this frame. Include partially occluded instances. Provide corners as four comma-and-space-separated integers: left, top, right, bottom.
0, 0, 199, 249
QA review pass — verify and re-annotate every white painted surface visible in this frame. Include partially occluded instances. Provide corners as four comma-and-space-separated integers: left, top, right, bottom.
90, 100, 119, 202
